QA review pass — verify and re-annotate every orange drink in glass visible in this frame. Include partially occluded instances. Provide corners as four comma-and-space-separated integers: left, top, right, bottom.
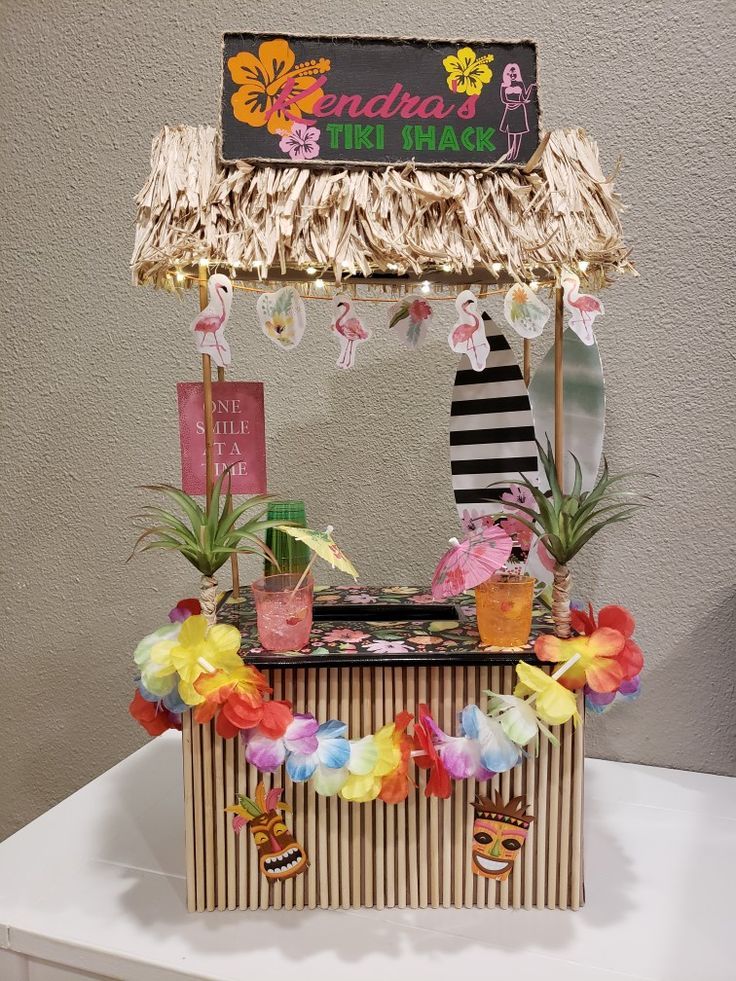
475, 573, 535, 647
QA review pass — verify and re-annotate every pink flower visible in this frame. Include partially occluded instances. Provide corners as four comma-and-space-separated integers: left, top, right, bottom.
278, 123, 320, 161
499, 484, 536, 554
343, 593, 375, 604
409, 592, 436, 604
365, 640, 414, 655
409, 298, 432, 323
461, 509, 496, 534
322, 628, 371, 644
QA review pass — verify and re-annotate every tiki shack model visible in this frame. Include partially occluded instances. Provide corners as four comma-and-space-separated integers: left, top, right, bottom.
128, 34, 645, 914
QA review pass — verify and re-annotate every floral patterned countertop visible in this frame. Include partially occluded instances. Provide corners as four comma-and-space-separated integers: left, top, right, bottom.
217, 585, 553, 668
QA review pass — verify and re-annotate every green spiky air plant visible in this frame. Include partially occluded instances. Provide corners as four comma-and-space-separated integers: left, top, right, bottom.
498, 440, 649, 638
130, 469, 283, 625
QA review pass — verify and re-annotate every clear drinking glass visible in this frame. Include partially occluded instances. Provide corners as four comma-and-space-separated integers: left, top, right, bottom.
251, 573, 314, 652
475, 574, 535, 647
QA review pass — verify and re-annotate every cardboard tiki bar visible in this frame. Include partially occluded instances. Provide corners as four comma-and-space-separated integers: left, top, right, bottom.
129, 33, 641, 915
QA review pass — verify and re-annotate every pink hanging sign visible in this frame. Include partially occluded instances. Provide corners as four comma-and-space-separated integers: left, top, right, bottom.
177, 381, 267, 495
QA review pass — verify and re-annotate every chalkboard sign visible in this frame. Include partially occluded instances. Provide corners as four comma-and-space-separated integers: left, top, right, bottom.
220, 33, 540, 168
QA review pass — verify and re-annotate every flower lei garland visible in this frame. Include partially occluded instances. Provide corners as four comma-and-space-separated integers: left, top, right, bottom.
130, 599, 643, 801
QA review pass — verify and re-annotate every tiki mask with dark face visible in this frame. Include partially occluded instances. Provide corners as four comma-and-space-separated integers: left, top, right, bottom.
248, 809, 309, 881
471, 794, 533, 881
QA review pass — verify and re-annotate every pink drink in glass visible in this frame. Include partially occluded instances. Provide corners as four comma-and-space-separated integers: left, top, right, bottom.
251, 573, 314, 652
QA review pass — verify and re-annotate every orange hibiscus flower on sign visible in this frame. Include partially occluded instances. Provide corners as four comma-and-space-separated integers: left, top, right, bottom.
227, 38, 331, 134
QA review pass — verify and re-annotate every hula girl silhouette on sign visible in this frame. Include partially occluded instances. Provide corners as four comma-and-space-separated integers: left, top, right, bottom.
499, 63, 537, 162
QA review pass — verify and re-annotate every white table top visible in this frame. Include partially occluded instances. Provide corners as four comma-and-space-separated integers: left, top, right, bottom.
1, 733, 734, 981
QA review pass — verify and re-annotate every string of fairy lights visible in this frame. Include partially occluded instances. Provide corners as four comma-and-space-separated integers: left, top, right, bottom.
165, 257, 594, 302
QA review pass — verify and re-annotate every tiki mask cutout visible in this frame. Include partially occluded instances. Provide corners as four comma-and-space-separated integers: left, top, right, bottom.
226, 782, 308, 882
471, 792, 533, 880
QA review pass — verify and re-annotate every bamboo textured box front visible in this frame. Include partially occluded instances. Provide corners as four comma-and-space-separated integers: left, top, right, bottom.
182, 660, 584, 912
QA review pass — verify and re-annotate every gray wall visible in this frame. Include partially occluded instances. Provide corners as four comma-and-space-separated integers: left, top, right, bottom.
1, 0, 734, 842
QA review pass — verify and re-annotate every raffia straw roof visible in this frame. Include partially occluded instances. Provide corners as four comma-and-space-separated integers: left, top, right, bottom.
131, 125, 634, 289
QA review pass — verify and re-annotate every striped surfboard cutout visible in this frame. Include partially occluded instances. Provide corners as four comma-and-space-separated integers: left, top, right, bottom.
450, 314, 538, 521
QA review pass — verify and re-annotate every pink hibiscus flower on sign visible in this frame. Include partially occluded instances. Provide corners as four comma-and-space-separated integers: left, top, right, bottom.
279, 123, 321, 161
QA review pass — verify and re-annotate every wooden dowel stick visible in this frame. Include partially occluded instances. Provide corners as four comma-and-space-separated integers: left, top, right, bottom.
554, 284, 564, 489
198, 267, 216, 503
216, 363, 240, 599
523, 338, 531, 386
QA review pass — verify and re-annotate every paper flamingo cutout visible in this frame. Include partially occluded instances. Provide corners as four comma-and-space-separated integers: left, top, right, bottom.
503, 282, 550, 339
331, 293, 370, 369
191, 273, 232, 368
562, 269, 604, 345
448, 290, 489, 372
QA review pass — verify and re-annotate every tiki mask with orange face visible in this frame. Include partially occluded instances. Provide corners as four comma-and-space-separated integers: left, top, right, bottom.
226, 782, 308, 882
249, 809, 309, 881
471, 793, 533, 881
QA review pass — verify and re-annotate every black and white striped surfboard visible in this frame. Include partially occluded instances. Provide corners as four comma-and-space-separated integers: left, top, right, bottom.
450, 314, 538, 520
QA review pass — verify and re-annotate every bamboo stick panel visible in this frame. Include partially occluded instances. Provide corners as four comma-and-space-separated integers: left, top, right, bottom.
181, 713, 196, 912
184, 662, 585, 912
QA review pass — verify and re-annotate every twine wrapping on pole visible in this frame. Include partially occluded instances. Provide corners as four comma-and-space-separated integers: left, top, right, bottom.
552, 563, 572, 639
200, 574, 218, 626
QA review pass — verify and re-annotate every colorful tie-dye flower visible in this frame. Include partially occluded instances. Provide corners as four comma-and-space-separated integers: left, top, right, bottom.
535, 627, 627, 694
168, 598, 201, 623
144, 615, 244, 706
128, 689, 182, 737
286, 719, 351, 782
244, 712, 319, 772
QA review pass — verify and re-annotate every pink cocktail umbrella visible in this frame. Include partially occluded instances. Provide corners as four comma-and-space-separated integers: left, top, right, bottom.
431, 525, 514, 600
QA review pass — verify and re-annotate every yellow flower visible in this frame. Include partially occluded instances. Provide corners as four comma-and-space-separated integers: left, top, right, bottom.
145, 615, 243, 706
442, 47, 494, 96
339, 724, 401, 803
265, 312, 294, 343
513, 662, 580, 727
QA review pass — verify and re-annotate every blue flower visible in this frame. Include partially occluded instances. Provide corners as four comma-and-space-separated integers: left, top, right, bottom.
286, 719, 350, 782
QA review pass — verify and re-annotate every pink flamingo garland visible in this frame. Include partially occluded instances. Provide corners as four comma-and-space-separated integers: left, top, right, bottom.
331, 293, 370, 369
191, 273, 233, 368
448, 290, 490, 372
561, 269, 604, 346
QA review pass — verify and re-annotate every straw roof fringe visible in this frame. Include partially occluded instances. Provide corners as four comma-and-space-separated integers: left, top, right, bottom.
131, 125, 634, 288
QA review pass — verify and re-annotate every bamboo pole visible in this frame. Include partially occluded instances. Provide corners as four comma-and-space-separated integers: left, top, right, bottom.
201, 265, 241, 601
215, 361, 241, 599
197, 267, 216, 503
554, 284, 564, 489
182, 713, 197, 912
328, 668, 340, 908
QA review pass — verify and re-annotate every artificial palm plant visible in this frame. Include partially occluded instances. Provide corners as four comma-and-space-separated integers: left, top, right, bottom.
499, 440, 648, 638
131, 469, 282, 625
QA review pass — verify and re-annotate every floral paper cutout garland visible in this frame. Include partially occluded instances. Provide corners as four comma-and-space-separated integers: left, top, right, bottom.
503, 282, 550, 339
257, 286, 306, 350
389, 294, 433, 348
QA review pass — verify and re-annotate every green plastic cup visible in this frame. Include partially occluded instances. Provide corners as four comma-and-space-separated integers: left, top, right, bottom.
264, 500, 309, 576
